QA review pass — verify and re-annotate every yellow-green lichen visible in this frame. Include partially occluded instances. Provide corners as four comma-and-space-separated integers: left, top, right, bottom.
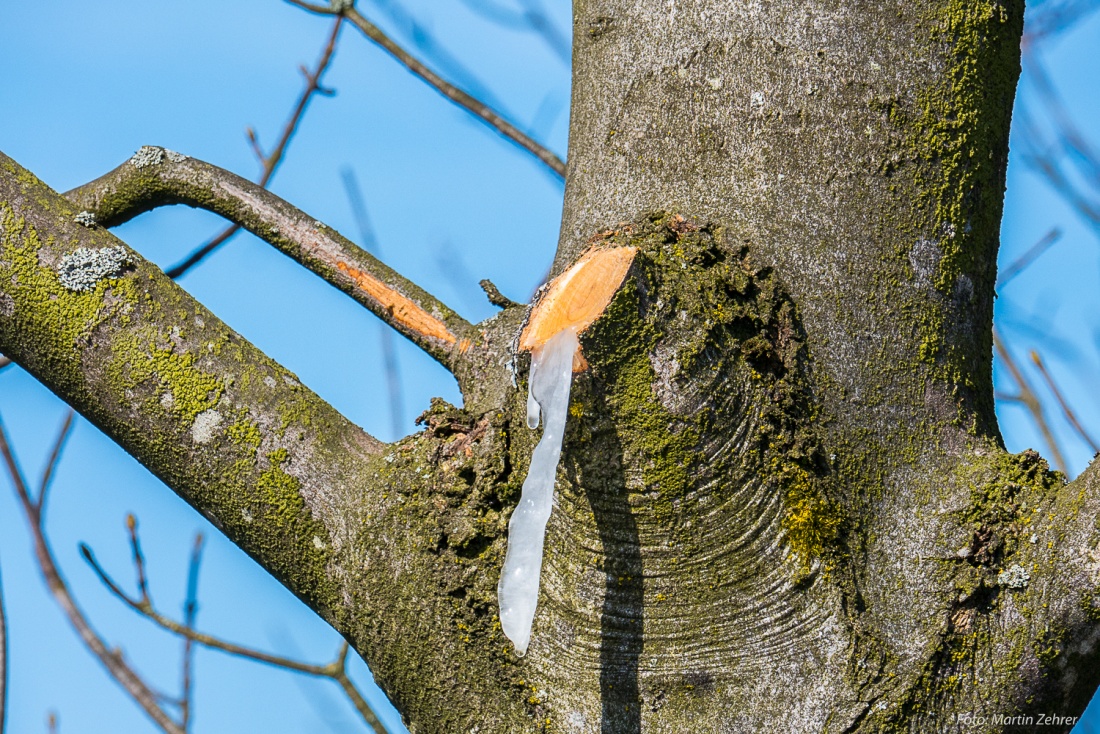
107, 335, 223, 424
907, 0, 1023, 392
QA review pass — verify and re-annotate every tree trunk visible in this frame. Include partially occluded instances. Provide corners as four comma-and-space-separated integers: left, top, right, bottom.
2, 0, 1100, 732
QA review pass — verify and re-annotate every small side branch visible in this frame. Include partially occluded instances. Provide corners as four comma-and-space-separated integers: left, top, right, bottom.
167, 18, 344, 278
180, 533, 203, 732
66, 152, 475, 369
80, 538, 385, 731
286, 0, 566, 178
1029, 350, 1100, 454
993, 330, 1069, 474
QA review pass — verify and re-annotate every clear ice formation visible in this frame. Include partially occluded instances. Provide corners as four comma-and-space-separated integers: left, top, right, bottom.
498, 327, 579, 656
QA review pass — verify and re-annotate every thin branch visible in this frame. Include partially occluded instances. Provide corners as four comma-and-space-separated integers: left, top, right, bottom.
996, 228, 1062, 288
36, 410, 74, 518
1014, 59, 1100, 242
363, 0, 511, 111
0, 556, 7, 734
993, 331, 1069, 474
0, 357, 10, 371
79, 543, 384, 731
180, 533, 204, 732
0, 414, 183, 734
125, 515, 152, 606
455, 0, 571, 65
287, 0, 566, 178
515, 0, 571, 65
1023, 0, 1100, 51
66, 153, 475, 369
329, 643, 387, 733
340, 167, 405, 439
165, 17, 344, 278
1024, 54, 1100, 189
1029, 350, 1100, 454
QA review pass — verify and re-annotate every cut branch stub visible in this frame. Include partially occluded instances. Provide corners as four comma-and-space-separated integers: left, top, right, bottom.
519, 246, 637, 371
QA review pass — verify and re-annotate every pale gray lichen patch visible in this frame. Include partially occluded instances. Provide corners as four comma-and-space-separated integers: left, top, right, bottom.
0, 292, 13, 317
263, 376, 277, 388
160, 391, 176, 410
56, 246, 129, 291
312, 536, 326, 550
73, 211, 97, 227
329, 0, 355, 11
129, 146, 165, 169
997, 563, 1030, 589
165, 149, 188, 163
191, 409, 223, 444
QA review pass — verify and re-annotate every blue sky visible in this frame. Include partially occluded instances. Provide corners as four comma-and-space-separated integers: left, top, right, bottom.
0, 1, 1098, 732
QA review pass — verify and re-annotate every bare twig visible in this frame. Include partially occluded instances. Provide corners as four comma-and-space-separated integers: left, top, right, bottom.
996, 228, 1063, 288
0, 413, 184, 734
80, 539, 385, 731
1024, 54, 1100, 188
125, 515, 152, 606
1023, 0, 1100, 49
165, 18, 344, 278
286, 0, 566, 178
993, 331, 1069, 474
456, 0, 570, 65
35, 410, 75, 521
180, 533, 204, 732
480, 279, 520, 308
0, 357, 10, 371
1014, 57, 1100, 242
1029, 350, 1100, 454
363, 0, 511, 110
46, 712, 57, 734
329, 643, 386, 733
341, 167, 405, 440
0, 557, 7, 734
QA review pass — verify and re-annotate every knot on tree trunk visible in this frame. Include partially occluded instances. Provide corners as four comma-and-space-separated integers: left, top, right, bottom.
523, 213, 852, 730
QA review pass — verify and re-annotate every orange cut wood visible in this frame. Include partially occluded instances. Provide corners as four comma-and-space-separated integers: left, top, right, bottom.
337, 262, 456, 345
520, 246, 637, 369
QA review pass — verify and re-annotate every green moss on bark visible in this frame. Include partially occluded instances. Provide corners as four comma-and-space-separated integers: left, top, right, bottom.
579, 213, 845, 569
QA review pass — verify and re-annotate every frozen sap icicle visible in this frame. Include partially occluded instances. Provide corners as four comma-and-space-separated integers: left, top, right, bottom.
498, 328, 579, 656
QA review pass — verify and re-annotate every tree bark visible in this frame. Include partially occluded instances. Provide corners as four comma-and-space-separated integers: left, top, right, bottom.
2, 0, 1100, 732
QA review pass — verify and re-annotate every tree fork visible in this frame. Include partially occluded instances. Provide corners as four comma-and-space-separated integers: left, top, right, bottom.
4, 0, 1100, 727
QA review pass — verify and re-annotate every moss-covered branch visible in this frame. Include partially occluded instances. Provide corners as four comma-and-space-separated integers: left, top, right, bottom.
0, 150, 540, 732
0, 149, 386, 628
65, 147, 476, 369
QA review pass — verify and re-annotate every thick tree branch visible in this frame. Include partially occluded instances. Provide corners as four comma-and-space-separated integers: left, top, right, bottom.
1, 150, 391, 630
0, 151, 529, 732
65, 150, 475, 369
286, 0, 567, 178
167, 17, 344, 278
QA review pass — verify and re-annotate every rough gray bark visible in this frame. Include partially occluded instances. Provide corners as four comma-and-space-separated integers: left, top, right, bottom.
2, 1, 1100, 733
